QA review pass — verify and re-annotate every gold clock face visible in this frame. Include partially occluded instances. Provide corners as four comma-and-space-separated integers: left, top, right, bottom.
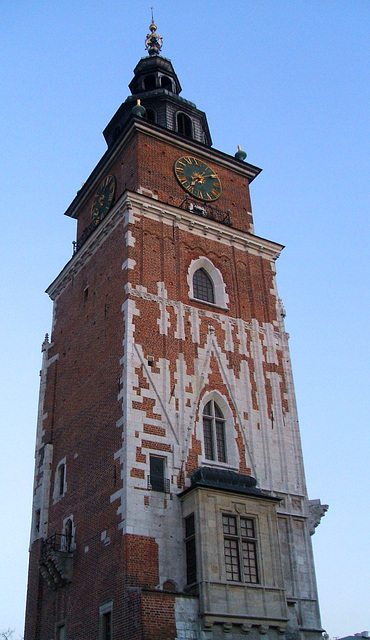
174, 156, 222, 202
91, 175, 116, 219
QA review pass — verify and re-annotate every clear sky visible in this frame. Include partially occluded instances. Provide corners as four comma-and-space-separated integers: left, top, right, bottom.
0, 1, 369, 637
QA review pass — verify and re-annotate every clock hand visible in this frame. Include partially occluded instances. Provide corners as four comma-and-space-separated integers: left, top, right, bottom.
190, 171, 217, 185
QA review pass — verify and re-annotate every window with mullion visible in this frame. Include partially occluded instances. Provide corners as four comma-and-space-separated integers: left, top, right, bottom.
202, 400, 226, 462
222, 514, 259, 584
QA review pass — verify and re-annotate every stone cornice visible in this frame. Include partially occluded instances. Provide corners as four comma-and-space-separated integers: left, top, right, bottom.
47, 190, 283, 301
129, 191, 284, 259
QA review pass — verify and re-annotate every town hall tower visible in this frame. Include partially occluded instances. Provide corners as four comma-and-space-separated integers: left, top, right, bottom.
25, 20, 327, 640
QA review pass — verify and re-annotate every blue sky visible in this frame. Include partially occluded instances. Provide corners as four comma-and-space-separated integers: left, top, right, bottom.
0, 1, 369, 637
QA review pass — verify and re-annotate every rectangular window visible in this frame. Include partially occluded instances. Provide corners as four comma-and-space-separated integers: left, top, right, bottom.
102, 611, 112, 640
148, 456, 169, 493
185, 513, 197, 585
56, 623, 65, 640
222, 514, 259, 584
99, 602, 113, 640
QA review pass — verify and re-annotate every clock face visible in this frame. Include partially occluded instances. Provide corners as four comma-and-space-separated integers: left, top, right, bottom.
91, 175, 116, 219
174, 156, 222, 202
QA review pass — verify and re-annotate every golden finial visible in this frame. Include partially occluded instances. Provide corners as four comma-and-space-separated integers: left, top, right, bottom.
145, 9, 162, 55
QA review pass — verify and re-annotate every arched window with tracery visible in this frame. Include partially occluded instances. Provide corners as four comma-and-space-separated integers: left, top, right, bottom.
203, 400, 226, 462
193, 268, 214, 303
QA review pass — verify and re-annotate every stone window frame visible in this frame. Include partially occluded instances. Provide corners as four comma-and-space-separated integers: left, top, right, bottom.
198, 391, 239, 470
53, 457, 67, 503
187, 257, 229, 310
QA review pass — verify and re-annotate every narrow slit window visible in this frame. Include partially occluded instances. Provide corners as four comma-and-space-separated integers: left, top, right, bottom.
102, 611, 112, 640
64, 518, 73, 552
58, 463, 65, 496
56, 624, 66, 640
99, 602, 113, 640
185, 513, 197, 585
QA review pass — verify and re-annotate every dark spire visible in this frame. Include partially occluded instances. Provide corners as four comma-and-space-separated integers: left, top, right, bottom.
103, 16, 212, 148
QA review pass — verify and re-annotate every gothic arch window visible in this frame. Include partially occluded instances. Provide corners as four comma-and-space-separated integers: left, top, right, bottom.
53, 458, 67, 502
177, 112, 192, 138
144, 75, 156, 91
188, 257, 229, 309
203, 400, 227, 462
199, 392, 239, 469
58, 463, 65, 496
193, 268, 215, 303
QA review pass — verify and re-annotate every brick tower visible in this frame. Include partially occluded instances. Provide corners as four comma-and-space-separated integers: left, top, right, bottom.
25, 19, 327, 640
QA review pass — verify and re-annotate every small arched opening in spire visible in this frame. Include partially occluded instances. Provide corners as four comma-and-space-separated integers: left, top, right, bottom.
144, 75, 156, 91
177, 112, 192, 138
161, 76, 172, 91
